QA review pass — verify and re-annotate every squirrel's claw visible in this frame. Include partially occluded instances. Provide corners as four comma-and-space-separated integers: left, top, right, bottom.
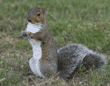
21, 31, 28, 37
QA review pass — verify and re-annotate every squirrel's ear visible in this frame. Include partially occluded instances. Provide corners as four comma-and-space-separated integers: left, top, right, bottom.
42, 5, 45, 14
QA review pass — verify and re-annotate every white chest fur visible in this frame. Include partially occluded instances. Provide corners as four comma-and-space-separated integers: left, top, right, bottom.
25, 22, 44, 78
29, 39, 42, 60
25, 22, 42, 33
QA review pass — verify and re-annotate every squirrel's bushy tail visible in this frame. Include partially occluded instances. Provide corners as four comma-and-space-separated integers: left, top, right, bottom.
57, 43, 106, 79
82, 53, 106, 71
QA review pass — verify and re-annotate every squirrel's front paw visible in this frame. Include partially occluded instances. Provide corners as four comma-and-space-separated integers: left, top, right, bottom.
21, 31, 28, 37
21, 31, 35, 38
28, 32, 35, 38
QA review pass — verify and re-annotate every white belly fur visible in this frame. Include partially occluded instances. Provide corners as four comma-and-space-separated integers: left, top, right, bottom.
25, 22, 44, 78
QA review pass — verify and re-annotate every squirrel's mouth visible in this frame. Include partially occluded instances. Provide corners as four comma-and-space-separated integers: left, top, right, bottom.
28, 19, 39, 23
28, 19, 42, 24
28, 19, 32, 22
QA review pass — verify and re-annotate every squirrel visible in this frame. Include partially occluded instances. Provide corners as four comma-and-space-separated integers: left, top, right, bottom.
21, 6, 107, 79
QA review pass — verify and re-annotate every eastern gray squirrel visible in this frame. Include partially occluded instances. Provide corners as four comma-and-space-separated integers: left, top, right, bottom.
21, 6, 106, 79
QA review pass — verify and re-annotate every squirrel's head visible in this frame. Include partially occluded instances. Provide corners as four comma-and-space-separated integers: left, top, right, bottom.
28, 5, 45, 24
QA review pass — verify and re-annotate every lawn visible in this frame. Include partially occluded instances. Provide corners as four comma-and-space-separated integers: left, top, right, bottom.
0, 0, 110, 86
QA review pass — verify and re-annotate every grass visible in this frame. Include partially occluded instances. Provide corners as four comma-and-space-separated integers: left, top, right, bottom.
0, 0, 110, 85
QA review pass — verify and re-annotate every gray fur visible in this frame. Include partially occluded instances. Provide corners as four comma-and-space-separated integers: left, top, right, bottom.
57, 43, 106, 79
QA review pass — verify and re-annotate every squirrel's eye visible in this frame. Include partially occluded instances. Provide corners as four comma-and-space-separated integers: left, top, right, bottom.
37, 13, 40, 16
